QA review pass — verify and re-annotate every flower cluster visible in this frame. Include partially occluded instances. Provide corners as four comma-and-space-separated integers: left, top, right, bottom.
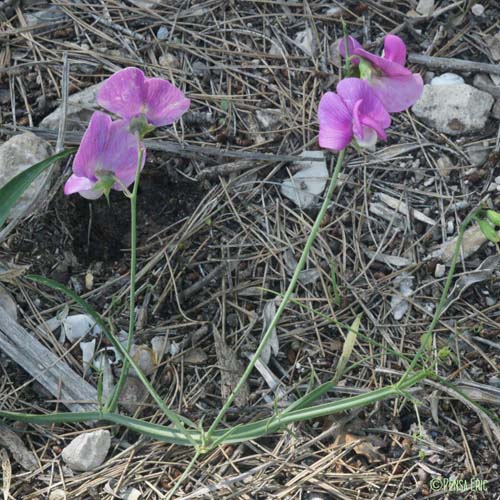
318, 34, 423, 151
64, 68, 190, 199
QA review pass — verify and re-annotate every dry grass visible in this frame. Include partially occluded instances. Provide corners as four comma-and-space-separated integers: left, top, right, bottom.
0, 0, 499, 498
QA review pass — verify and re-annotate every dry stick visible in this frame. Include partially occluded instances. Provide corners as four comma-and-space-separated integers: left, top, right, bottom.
0, 126, 324, 163
408, 53, 500, 76
204, 149, 347, 446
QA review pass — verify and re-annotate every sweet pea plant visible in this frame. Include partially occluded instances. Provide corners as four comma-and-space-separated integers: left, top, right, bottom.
1, 32, 499, 495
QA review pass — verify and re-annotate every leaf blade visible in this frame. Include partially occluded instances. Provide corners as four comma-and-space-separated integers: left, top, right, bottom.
0, 148, 75, 227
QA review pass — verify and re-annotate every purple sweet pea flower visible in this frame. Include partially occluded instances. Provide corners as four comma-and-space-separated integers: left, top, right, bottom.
64, 111, 145, 199
339, 35, 423, 112
318, 78, 391, 151
97, 67, 190, 127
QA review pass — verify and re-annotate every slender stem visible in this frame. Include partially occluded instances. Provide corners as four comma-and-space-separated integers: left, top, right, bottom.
205, 149, 346, 444
0, 369, 428, 446
106, 135, 144, 412
398, 209, 479, 385
165, 451, 201, 500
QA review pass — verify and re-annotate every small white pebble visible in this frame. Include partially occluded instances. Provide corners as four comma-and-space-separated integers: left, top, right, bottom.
447, 220, 455, 234
471, 3, 485, 15
495, 176, 500, 184
486, 296, 496, 306
487, 183, 497, 192
435, 263, 446, 278
431, 73, 464, 86
325, 6, 342, 16
157, 25, 169, 40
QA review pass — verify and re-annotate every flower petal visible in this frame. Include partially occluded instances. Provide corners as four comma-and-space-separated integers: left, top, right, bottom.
143, 78, 190, 126
64, 174, 102, 199
382, 35, 407, 65
98, 120, 146, 188
338, 35, 363, 65
338, 78, 390, 141
370, 73, 423, 112
97, 67, 146, 119
353, 47, 411, 77
72, 111, 111, 179
318, 91, 353, 151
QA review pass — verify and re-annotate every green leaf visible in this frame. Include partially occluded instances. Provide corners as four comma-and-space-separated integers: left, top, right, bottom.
332, 314, 361, 385
486, 209, 500, 227
0, 148, 75, 228
26, 274, 198, 442
478, 219, 500, 243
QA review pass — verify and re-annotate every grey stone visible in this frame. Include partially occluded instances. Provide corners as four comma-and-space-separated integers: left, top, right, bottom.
40, 83, 101, 132
486, 32, 500, 62
492, 99, 500, 120
0, 132, 52, 221
119, 376, 149, 413
416, 0, 434, 16
466, 141, 490, 167
61, 430, 110, 472
412, 84, 494, 135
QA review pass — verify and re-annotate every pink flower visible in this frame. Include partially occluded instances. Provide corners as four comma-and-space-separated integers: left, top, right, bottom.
318, 78, 391, 151
339, 35, 423, 112
64, 112, 145, 199
97, 67, 190, 127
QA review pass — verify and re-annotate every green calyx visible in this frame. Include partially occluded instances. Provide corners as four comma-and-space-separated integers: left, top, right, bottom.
95, 170, 116, 204
359, 58, 374, 80
485, 209, 500, 227
478, 218, 500, 243
129, 115, 156, 139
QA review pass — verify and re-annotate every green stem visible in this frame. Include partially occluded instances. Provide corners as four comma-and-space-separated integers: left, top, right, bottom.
205, 149, 346, 444
0, 369, 428, 446
166, 451, 201, 500
106, 135, 144, 412
398, 209, 479, 386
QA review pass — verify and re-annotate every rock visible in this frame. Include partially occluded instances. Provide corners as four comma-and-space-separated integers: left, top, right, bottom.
157, 25, 169, 40
255, 109, 281, 130
159, 53, 179, 69
434, 263, 446, 278
416, 0, 434, 16
436, 155, 454, 177
473, 73, 500, 98
412, 84, 494, 135
471, 3, 485, 16
129, 345, 156, 377
391, 274, 414, 321
61, 430, 110, 472
430, 73, 464, 86
40, 83, 101, 132
485, 32, 500, 62
183, 348, 208, 364
119, 376, 148, 413
0, 132, 52, 221
466, 141, 490, 167
492, 99, 500, 120
48, 489, 67, 500
281, 151, 328, 208
294, 28, 315, 56
325, 6, 342, 17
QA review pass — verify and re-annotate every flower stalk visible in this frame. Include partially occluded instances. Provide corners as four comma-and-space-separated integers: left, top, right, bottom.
205, 148, 346, 443
106, 134, 145, 412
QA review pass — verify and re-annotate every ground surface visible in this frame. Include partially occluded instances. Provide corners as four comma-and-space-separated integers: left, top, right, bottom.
0, 0, 499, 498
